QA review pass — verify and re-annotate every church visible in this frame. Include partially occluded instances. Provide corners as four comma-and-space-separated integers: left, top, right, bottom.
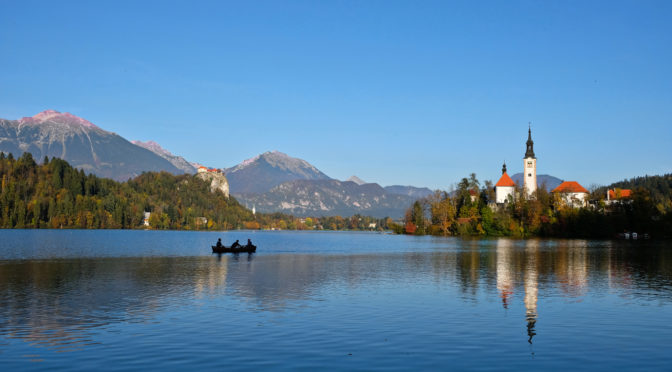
494, 127, 589, 207
494, 127, 537, 204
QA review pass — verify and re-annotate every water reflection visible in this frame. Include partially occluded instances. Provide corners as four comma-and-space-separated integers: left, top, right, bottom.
1, 238, 671, 354
524, 240, 538, 344
496, 239, 514, 309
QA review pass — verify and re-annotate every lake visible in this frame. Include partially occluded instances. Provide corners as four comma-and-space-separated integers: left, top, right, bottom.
1, 230, 671, 371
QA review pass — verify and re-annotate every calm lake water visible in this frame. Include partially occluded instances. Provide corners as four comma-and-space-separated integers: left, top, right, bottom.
1, 230, 671, 371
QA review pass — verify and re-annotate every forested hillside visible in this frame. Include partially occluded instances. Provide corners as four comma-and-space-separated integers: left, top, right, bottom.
0, 152, 252, 229
597, 174, 672, 213
0, 152, 391, 231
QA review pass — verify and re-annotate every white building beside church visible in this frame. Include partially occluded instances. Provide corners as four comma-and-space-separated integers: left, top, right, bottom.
495, 162, 515, 203
552, 181, 589, 208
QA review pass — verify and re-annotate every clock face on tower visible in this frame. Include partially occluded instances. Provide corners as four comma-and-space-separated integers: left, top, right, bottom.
527, 161, 533, 168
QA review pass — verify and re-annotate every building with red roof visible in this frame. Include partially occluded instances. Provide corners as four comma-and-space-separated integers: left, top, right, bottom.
552, 181, 588, 193
495, 162, 516, 204
605, 188, 632, 206
552, 181, 589, 207
197, 166, 222, 174
607, 188, 632, 200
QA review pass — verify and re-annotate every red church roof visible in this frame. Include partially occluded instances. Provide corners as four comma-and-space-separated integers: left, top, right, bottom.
552, 181, 588, 194
608, 189, 632, 200
495, 172, 516, 187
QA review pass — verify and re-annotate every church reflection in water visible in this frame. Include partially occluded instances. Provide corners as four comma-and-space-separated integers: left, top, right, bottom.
523, 240, 538, 344
495, 238, 595, 344
495, 239, 539, 344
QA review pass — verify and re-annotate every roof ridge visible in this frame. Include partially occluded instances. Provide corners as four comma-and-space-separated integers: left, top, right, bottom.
552, 181, 588, 193
495, 172, 516, 187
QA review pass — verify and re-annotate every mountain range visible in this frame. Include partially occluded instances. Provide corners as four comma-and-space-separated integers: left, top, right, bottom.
238, 179, 424, 218
0, 110, 183, 181
0, 111, 432, 218
225, 151, 432, 218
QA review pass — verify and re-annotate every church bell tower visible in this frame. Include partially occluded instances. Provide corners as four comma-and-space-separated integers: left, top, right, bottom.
523, 125, 537, 197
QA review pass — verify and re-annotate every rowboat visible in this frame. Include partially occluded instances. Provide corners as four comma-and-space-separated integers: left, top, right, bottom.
212, 244, 256, 254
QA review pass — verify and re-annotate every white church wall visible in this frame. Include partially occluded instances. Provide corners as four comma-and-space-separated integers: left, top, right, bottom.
496, 186, 515, 204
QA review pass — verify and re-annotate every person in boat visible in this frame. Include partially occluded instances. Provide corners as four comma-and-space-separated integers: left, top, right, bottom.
246, 239, 253, 247
216, 238, 223, 248
231, 240, 241, 249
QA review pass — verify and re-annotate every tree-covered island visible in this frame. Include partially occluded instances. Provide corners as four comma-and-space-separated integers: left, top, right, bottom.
397, 173, 672, 239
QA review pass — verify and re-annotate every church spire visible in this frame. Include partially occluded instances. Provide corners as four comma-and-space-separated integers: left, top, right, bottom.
525, 123, 535, 158
502, 161, 507, 175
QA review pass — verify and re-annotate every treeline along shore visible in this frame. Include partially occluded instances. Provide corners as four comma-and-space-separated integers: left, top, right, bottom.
0, 152, 388, 231
1, 151, 669, 238
396, 174, 672, 239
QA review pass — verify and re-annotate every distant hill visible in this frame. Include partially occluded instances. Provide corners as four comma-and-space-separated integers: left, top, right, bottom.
384, 185, 434, 199
345, 177, 433, 199
596, 173, 672, 206
235, 179, 418, 218
0, 110, 184, 181
510, 173, 563, 191
225, 151, 331, 194
132, 140, 197, 174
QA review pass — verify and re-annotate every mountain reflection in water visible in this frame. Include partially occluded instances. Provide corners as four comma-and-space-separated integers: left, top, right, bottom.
1, 233, 672, 369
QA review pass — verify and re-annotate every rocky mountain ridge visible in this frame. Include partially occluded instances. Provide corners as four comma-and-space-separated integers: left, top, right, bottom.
225, 151, 331, 194
0, 110, 183, 181
235, 179, 419, 218
132, 140, 197, 174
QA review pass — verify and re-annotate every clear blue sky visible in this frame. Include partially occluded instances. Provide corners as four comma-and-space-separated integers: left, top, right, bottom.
1, 0, 670, 190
